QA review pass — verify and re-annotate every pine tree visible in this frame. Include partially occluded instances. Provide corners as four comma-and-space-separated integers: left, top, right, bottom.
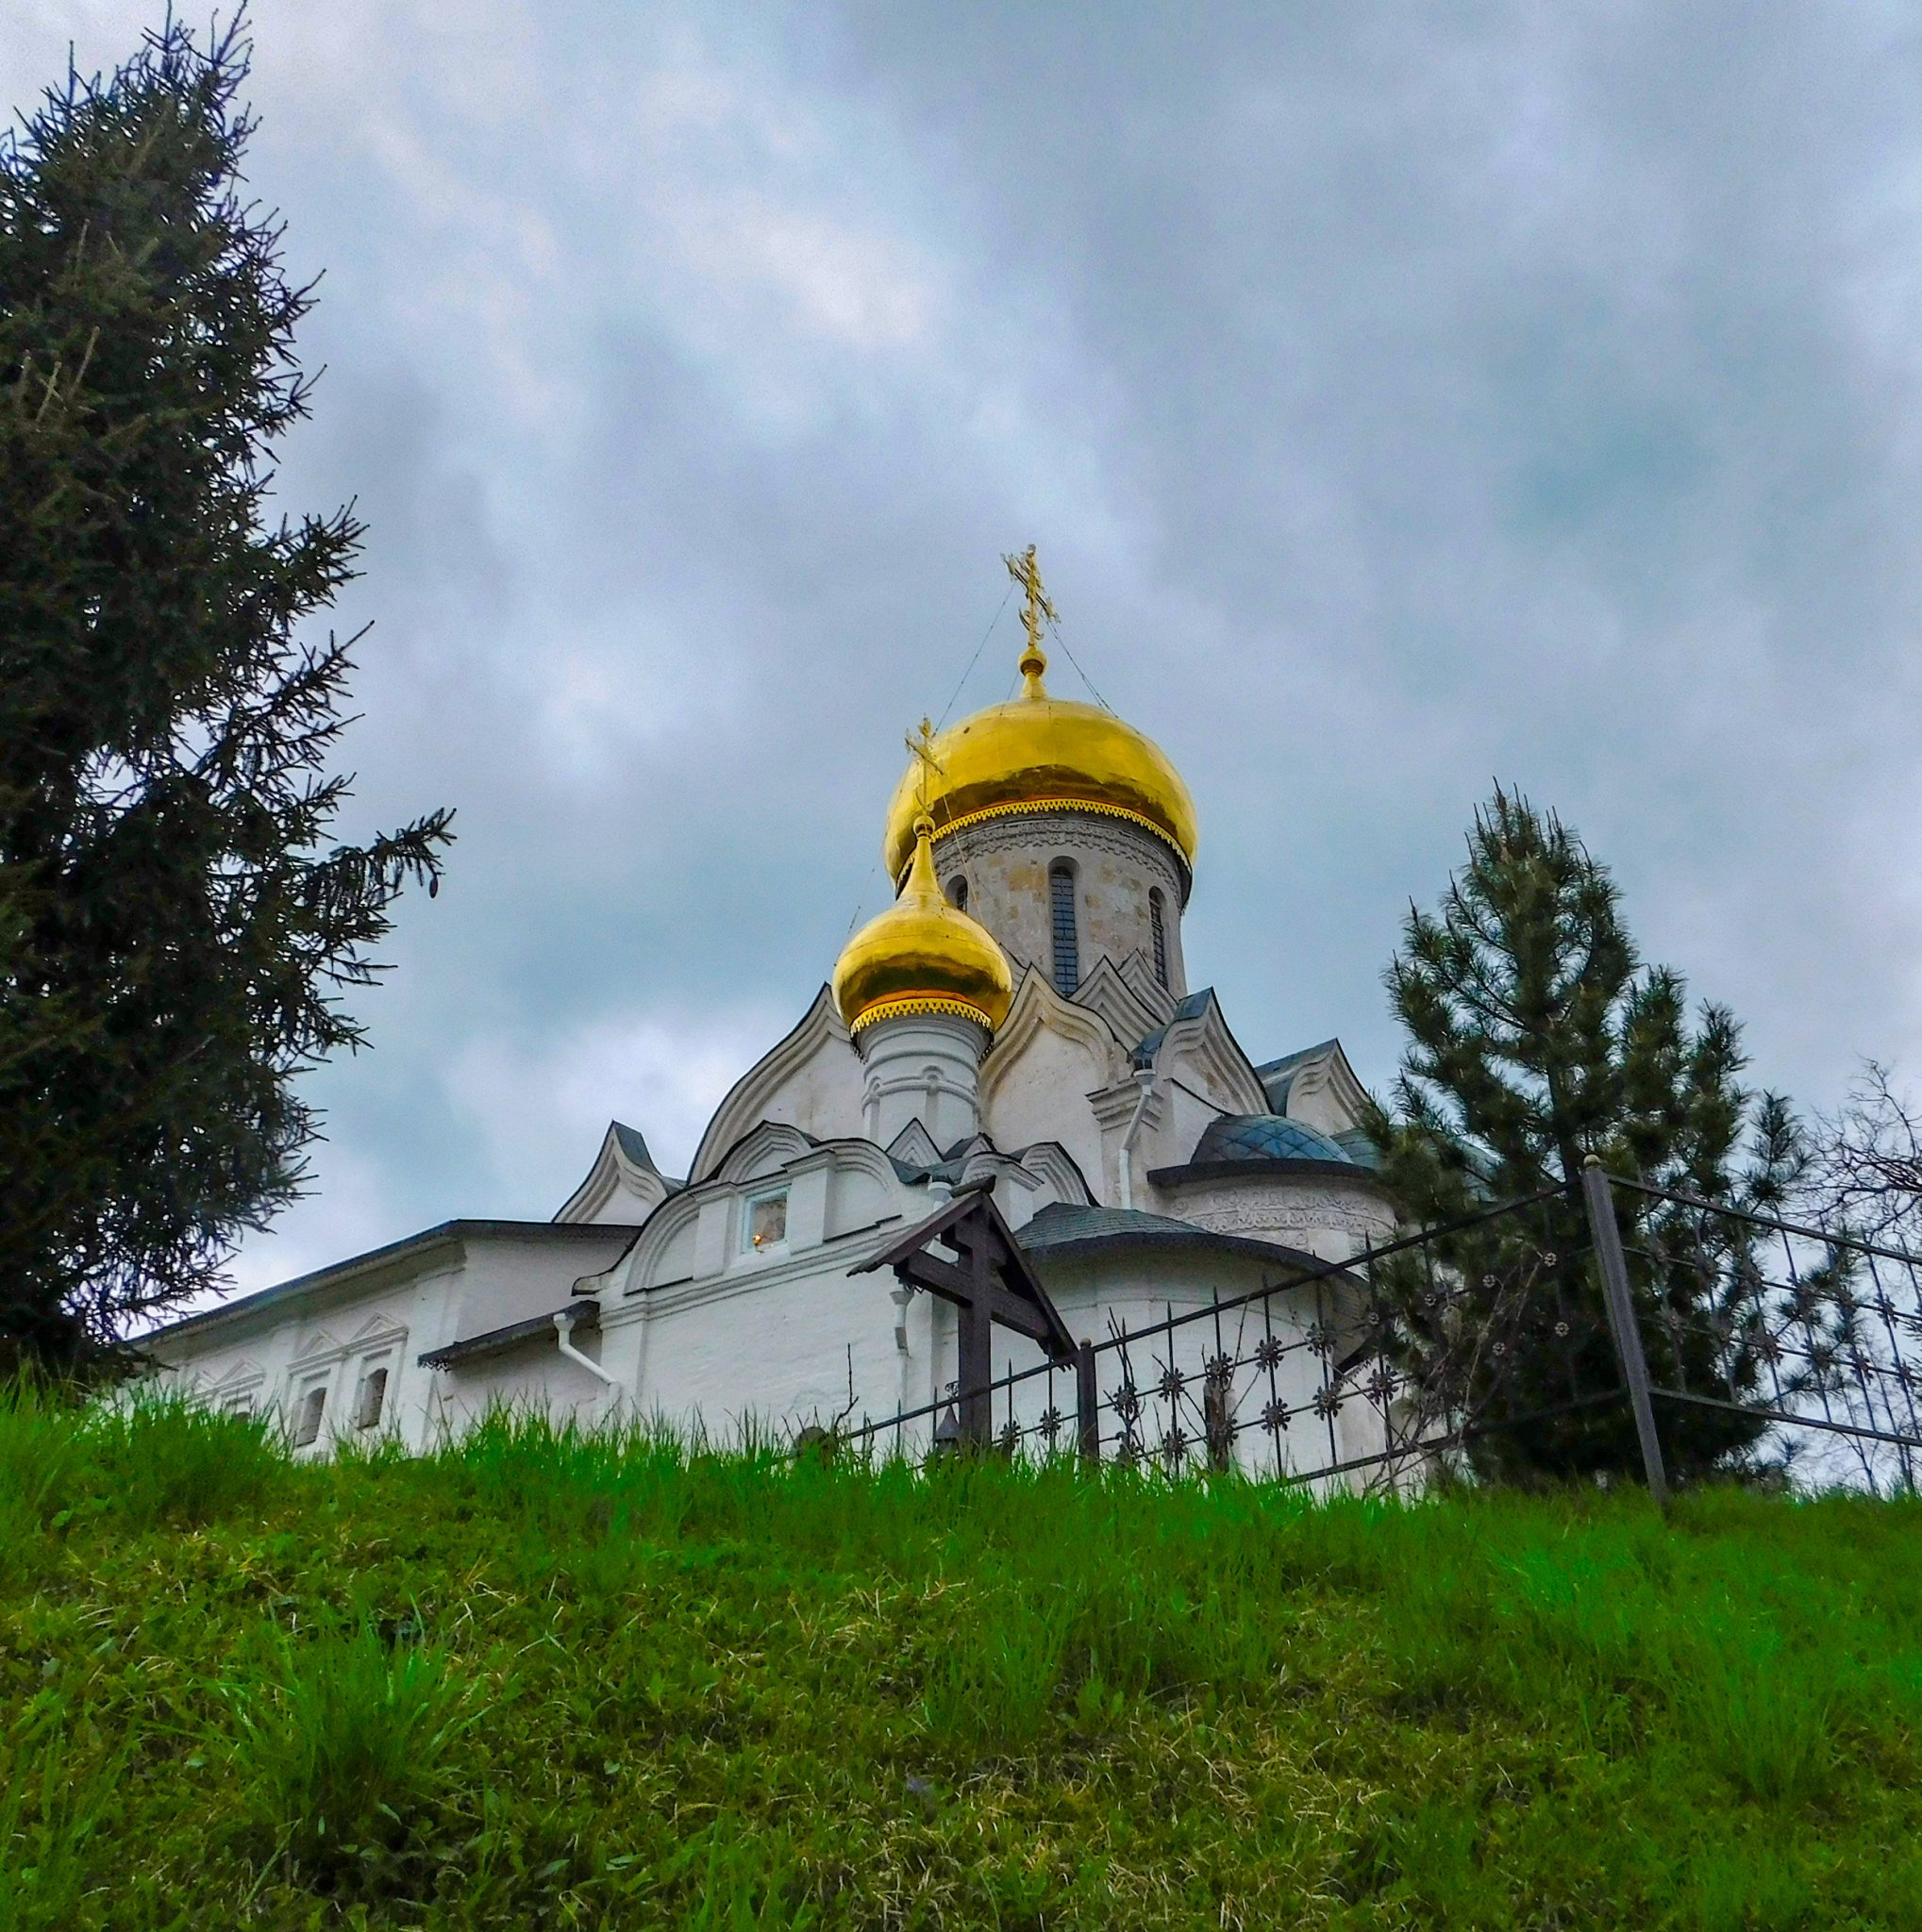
1365, 789, 1803, 1483
0, 19, 453, 1372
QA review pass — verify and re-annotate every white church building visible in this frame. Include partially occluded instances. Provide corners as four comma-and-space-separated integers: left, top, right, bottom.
144, 555, 1396, 1463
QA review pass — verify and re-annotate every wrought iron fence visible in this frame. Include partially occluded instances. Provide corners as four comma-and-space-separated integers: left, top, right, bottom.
848, 1184, 1637, 1491
843, 1170, 1922, 1496
1612, 1174, 1922, 1494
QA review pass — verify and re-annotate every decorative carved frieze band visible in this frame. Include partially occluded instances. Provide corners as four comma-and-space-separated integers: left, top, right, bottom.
1174, 1182, 1395, 1242
938, 808, 1188, 896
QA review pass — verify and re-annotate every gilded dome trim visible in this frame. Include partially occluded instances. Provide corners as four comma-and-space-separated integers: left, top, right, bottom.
846, 994, 999, 1037
922, 797, 1192, 871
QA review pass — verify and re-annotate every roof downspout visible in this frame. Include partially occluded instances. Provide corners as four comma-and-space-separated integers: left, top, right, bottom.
554, 1308, 623, 1407
1117, 1065, 1156, 1213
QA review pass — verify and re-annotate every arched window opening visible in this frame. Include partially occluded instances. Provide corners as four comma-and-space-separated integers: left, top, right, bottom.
1148, 889, 1169, 989
946, 875, 968, 912
1049, 862, 1079, 995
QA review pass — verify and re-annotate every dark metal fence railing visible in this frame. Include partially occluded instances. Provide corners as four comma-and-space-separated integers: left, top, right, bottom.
840, 1170, 1922, 1496
1610, 1174, 1922, 1494
847, 1183, 1621, 1491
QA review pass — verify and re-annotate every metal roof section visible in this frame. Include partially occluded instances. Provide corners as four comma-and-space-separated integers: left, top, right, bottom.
611, 1122, 680, 1187
1194, 1113, 1356, 1165
419, 1297, 600, 1370
1254, 1038, 1342, 1112
882, 1119, 943, 1174
555, 1120, 683, 1224
1128, 988, 1215, 1068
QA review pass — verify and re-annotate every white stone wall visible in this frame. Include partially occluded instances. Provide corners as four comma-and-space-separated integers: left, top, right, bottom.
146, 1183, 1397, 1482
856, 1011, 989, 1150
436, 1343, 613, 1437
606, 1261, 910, 1444
688, 990, 867, 1182
147, 1261, 451, 1454
1145, 1172, 1396, 1263
142, 1226, 639, 1455
980, 1014, 1114, 1196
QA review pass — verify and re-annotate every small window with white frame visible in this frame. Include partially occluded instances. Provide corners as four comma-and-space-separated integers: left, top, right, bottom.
744, 1190, 789, 1253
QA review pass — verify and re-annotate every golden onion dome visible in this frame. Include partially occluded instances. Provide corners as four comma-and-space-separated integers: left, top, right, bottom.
834, 815, 1014, 1038
880, 637, 1197, 891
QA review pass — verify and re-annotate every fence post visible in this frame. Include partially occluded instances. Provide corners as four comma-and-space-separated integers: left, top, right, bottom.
1579, 1156, 1671, 1507
1075, 1341, 1100, 1466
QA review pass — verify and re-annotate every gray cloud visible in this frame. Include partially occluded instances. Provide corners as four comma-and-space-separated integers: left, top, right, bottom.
8, 2, 1922, 1289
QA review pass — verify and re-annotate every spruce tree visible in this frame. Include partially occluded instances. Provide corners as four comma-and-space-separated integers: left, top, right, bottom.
0, 19, 452, 1372
1366, 788, 1802, 1483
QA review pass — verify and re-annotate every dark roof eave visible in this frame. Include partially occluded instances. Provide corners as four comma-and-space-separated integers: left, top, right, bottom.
419, 1297, 601, 1370
1024, 1225, 1337, 1272
139, 1221, 643, 1347
1148, 1158, 1386, 1189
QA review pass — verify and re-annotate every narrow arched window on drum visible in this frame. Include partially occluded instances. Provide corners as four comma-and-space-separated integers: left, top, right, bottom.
1049, 861, 1078, 994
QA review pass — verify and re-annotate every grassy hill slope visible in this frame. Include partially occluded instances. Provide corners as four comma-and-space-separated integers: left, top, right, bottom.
3, 1392, 1920, 1929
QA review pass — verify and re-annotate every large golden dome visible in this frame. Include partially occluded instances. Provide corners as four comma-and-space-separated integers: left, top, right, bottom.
880, 638, 1197, 891
834, 816, 1014, 1038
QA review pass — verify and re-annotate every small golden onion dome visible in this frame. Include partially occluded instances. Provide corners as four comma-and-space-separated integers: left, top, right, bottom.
834, 815, 1015, 1038
880, 641, 1197, 890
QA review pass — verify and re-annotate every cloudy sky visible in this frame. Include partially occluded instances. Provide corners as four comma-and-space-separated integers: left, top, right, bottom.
12, 3, 1922, 1291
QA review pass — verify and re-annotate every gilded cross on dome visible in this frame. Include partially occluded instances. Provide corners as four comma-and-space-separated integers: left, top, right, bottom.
904, 715, 944, 817
1003, 543, 1057, 693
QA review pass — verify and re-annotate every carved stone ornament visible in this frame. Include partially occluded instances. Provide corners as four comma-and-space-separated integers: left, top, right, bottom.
940, 808, 1187, 894
1176, 1181, 1394, 1242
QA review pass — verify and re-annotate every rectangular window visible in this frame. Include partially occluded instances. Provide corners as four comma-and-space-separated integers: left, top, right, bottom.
1149, 891, 1169, 989
746, 1192, 789, 1251
353, 1364, 390, 1430
292, 1384, 327, 1447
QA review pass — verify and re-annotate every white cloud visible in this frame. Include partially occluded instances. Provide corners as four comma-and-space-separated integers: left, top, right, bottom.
444, 1005, 783, 1191
661, 192, 937, 352
223, 1145, 406, 1299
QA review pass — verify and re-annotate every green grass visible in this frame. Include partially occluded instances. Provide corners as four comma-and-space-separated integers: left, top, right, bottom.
3, 1391, 1921, 1927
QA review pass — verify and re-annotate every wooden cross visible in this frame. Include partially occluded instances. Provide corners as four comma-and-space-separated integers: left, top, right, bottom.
857, 1183, 1075, 1447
